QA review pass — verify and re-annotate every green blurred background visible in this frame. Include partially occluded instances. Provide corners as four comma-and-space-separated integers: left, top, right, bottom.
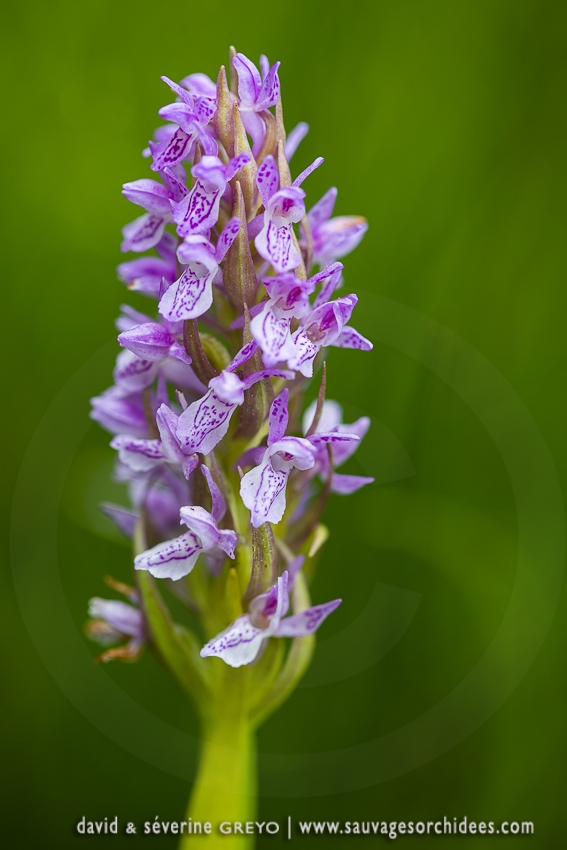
2, 0, 567, 846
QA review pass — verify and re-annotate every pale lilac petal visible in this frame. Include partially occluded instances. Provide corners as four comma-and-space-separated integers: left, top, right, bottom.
175, 234, 217, 267
255, 61, 281, 110
308, 187, 337, 228
313, 218, 368, 264
274, 599, 342, 637
308, 431, 360, 448
334, 327, 373, 351
292, 156, 324, 188
191, 156, 228, 191
155, 404, 183, 462
216, 528, 238, 559
240, 457, 289, 528
196, 129, 218, 156
160, 75, 194, 106
110, 435, 167, 472
172, 182, 222, 236
311, 262, 344, 309
200, 614, 265, 667
209, 371, 245, 404
121, 213, 166, 253
113, 349, 159, 393
250, 303, 290, 366
122, 179, 172, 215
255, 220, 301, 273
134, 531, 202, 580
100, 503, 138, 538
256, 155, 279, 206
232, 53, 261, 106
201, 465, 226, 523
118, 322, 172, 360
176, 389, 237, 455
182, 454, 199, 479
281, 330, 319, 377
180, 73, 216, 98
268, 390, 289, 446
302, 399, 343, 435
158, 103, 197, 133
226, 340, 258, 372
194, 96, 215, 125
150, 127, 194, 171
287, 555, 305, 588
215, 216, 241, 262
240, 109, 266, 156
266, 186, 306, 226
331, 473, 374, 494
89, 598, 144, 639
241, 368, 295, 389
117, 257, 176, 295
179, 505, 221, 550
284, 122, 309, 161
247, 214, 264, 241
161, 167, 188, 203
259, 54, 270, 80
158, 266, 214, 322
270, 437, 316, 472
90, 387, 147, 438
167, 340, 192, 365
234, 446, 266, 469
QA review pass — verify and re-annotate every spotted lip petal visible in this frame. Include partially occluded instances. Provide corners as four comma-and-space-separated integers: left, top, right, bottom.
134, 530, 202, 580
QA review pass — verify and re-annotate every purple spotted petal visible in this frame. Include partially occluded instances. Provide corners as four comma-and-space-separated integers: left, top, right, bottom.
209, 371, 246, 404
134, 530, 202, 580
281, 329, 320, 377
121, 213, 166, 253
240, 455, 289, 528
256, 155, 279, 206
334, 327, 373, 351
241, 368, 295, 390
255, 61, 281, 110
150, 127, 195, 172
250, 304, 290, 366
255, 221, 301, 273
226, 340, 258, 372
161, 167, 188, 203
274, 599, 342, 637
158, 265, 215, 322
176, 389, 237, 455
155, 404, 184, 462
331, 474, 374, 494
215, 217, 241, 262
268, 390, 289, 445
194, 96, 215, 125
179, 505, 222, 550
312, 217, 368, 264
225, 152, 251, 182
113, 349, 159, 393
161, 75, 194, 106
118, 322, 172, 360
172, 181, 222, 237
200, 614, 265, 667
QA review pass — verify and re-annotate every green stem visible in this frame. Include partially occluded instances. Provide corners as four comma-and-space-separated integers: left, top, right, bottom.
180, 666, 256, 849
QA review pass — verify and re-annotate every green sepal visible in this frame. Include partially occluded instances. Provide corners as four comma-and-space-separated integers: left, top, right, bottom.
243, 521, 279, 605
223, 181, 257, 312
183, 319, 219, 385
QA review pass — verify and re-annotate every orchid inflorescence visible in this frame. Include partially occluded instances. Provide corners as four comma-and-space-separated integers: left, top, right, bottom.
87, 49, 372, 686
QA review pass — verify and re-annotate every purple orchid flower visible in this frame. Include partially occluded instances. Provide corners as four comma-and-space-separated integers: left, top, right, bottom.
250, 263, 344, 366
171, 154, 250, 238
281, 293, 373, 378
87, 593, 145, 662
240, 391, 361, 527
304, 187, 368, 267
176, 342, 294, 457
200, 570, 341, 667
232, 52, 280, 156
90, 385, 149, 438
111, 403, 198, 480
120, 167, 188, 254
158, 218, 240, 322
254, 154, 323, 273
117, 233, 178, 298
134, 486, 237, 580
149, 76, 217, 171
302, 399, 374, 494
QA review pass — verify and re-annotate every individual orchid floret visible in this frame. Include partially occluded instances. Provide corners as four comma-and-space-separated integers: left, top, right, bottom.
118, 320, 190, 365
120, 170, 188, 254
90, 385, 149, 438
87, 592, 145, 662
305, 187, 368, 267
117, 233, 178, 297
158, 218, 241, 322
134, 493, 237, 581
200, 570, 341, 668
111, 403, 198, 480
250, 263, 343, 366
176, 342, 294, 457
240, 391, 361, 527
282, 294, 373, 378
171, 154, 250, 238
254, 155, 323, 273
232, 52, 280, 156
150, 76, 217, 170
303, 399, 374, 494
